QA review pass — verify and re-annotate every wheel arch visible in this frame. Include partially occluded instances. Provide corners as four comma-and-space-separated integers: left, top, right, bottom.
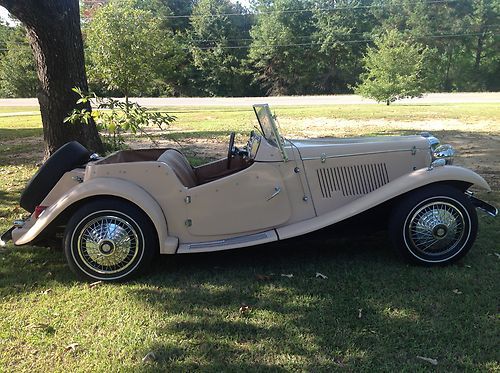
13, 177, 178, 254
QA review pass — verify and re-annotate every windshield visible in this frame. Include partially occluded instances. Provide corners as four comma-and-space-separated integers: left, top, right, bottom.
253, 104, 288, 161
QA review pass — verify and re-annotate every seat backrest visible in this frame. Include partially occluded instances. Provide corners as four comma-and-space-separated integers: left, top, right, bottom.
157, 149, 197, 188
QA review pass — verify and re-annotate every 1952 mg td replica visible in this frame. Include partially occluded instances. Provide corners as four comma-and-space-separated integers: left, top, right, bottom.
1, 104, 497, 281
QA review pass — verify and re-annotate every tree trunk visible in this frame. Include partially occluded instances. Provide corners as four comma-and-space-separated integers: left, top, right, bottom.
474, 29, 485, 72
0, 0, 103, 157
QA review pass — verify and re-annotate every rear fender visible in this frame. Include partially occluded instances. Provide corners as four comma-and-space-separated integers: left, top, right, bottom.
277, 165, 491, 239
13, 177, 178, 254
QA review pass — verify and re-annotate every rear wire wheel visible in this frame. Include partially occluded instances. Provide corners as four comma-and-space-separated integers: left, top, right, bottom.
389, 185, 478, 265
64, 199, 158, 281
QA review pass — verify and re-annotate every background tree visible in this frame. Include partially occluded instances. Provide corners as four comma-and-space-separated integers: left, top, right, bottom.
313, 0, 375, 93
86, 0, 182, 105
0, 0, 103, 156
188, 0, 254, 96
248, 0, 317, 95
0, 26, 37, 97
356, 29, 429, 105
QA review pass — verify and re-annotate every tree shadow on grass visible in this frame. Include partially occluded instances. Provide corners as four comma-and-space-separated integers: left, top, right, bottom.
127, 208, 498, 371
0, 189, 19, 205
0, 245, 74, 296
0, 128, 43, 142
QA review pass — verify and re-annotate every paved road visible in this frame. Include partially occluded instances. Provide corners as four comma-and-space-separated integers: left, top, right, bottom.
0, 92, 499, 108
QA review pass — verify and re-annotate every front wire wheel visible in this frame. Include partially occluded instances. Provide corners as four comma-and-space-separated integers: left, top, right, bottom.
64, 200, 158, 281
389, 185, 478, 265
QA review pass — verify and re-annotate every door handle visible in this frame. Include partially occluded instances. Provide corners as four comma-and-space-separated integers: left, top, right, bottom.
267, 186, 281, 201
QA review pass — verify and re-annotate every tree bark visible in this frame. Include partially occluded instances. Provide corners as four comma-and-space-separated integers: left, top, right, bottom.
0, 0, 103, 157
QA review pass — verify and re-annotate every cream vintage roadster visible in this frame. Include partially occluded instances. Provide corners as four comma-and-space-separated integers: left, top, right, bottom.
1, 104, 497, 281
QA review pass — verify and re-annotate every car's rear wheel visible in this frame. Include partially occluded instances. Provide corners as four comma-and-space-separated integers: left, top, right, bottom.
64, 199, 158, 281
389, 185, 478, 265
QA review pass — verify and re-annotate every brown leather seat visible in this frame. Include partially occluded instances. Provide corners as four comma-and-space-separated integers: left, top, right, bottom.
157, 149, 197, 188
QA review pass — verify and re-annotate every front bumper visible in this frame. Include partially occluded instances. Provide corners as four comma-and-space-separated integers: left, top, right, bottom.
467, 193, 498, 217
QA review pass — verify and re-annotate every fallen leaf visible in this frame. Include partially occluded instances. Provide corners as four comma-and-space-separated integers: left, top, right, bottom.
416, 355, 438, 365
358, 308, 363, 319
452, 289, 462, 295
89, 281, 102, 289
255, 274, 272, 281
281, 273, 293, 278
239, 304, 251, 314
142, 351, 156, 363
315, 272, 328, 279
465, 265, 472, 268
41, 289, 52, 295
65, 343, 79, 352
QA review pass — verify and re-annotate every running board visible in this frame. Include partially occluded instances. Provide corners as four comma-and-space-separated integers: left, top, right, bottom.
176, 230, 278, 254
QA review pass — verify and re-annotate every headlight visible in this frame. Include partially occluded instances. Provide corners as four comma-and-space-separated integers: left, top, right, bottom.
432, 144, 455, 165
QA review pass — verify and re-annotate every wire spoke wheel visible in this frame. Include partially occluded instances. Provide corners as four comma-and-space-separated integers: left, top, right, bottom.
65, 200, 157, 281
389, 186, 478, 265
77, 215, 140, 275
408, 201, 465, 257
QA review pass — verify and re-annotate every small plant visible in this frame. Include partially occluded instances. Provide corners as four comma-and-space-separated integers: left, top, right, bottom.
64, 88, 176, 151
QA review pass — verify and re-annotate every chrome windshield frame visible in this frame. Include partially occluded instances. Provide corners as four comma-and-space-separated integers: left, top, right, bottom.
253, 104, 289, 161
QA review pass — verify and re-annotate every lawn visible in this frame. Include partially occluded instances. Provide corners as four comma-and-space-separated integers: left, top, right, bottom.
0, 103, 499, 372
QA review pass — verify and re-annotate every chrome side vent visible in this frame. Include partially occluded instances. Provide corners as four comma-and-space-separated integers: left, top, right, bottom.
316, 163, 389, 198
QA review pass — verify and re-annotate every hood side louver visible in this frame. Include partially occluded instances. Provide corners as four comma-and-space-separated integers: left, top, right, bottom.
317, 163, 389, 198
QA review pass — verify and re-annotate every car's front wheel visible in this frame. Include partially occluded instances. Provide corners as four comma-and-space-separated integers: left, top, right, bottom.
64, 199, 158, 281
389, 185, 478, 265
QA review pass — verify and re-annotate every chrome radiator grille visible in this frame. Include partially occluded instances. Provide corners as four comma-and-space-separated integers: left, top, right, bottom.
316, 163, 389, 198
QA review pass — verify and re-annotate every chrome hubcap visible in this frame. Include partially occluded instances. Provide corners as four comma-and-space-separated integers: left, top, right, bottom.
77, 215, 140, 274
408, 201, 465, 255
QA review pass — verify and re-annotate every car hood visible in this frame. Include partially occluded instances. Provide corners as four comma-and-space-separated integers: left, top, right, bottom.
288, 135, 431, 159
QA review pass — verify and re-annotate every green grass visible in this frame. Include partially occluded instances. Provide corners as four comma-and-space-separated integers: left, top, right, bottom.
0, 103, 499, 372
0, 106, 39, 114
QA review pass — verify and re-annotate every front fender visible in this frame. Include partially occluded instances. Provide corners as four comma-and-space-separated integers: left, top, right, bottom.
13, 177, 178, 254
277, 165, 491, 240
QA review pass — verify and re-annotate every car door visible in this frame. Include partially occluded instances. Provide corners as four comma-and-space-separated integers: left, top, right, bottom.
185, 162, 291, 236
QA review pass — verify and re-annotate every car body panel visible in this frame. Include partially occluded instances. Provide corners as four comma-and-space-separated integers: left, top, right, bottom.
13, 176, 178, 254
277, 165, 491, 240
186, 162, 292, 236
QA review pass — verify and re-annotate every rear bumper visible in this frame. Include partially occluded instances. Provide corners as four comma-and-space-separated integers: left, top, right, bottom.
0, 226, 14, 246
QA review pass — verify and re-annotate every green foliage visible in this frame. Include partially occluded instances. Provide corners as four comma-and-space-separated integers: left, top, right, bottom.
312, 0, 375, 93
1, 0, 499, 98
64, 88, 176, 151
85, 0, 183, 99
356, 30, 429, 105
188, 0, 253, 96
0, 27, 37, 98
248, 0, 317, 95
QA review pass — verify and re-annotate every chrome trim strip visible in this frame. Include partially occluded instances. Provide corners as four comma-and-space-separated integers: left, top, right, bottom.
188, 232, 269, 250
301, 148, 427, 161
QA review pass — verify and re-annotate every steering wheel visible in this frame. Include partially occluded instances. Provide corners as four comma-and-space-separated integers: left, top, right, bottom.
227, 132, 236, 169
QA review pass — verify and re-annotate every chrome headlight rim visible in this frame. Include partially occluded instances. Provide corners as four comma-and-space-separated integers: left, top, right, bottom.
432, 144, 455, 165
